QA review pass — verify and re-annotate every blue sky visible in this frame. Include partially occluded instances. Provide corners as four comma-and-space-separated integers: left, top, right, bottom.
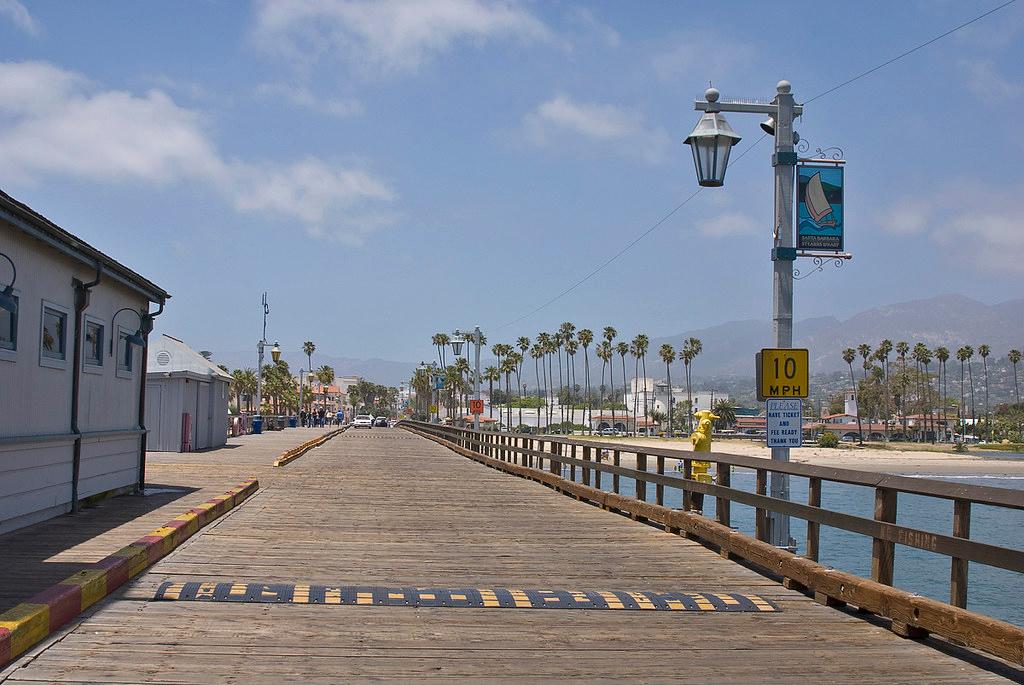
1, 1, 1021, 365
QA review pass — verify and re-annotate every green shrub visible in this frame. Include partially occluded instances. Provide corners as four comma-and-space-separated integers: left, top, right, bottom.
817, 432, 839, 448
953, 441, 969, 453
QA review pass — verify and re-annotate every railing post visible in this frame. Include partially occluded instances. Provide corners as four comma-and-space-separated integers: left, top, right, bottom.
569, 443, 577, 482
872, 487, 897, 586
951, 499, 971, 608
612, 450, 620, 494
582, 445, 591, 486
636, 453, 647, 502
594, 447, 602, 490
682, 459, 693, 511
755, 468, 768, 542
715, 461, 730, 528
549, 441, 560, 476
536, 439, 543, 470
806, 477, 821, 562
656, 456, 665, 506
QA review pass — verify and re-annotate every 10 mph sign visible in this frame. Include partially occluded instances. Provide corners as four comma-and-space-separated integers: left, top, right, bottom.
756, 348, 809, 400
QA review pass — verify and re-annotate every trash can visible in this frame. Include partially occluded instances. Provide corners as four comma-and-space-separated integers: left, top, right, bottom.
252, 417, 263, 434
288, 416, 297, 428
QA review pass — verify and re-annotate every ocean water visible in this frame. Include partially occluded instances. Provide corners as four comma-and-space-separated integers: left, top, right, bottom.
562, 462, 1024, 626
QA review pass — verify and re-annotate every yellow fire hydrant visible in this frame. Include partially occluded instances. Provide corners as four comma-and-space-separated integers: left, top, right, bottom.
687, 410, 719, 513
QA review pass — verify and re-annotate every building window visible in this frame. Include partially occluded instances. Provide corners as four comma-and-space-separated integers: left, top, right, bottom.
0, 295, 16, 352
84, 319, 104, 367
41, 305, 67, 360
117, 328, 133, 374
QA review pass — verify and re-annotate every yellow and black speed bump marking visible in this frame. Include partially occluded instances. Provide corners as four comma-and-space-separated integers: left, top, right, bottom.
155, 582, 777, 612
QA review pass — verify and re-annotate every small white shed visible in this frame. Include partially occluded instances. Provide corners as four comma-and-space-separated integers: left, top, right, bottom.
145, 335, 231, 452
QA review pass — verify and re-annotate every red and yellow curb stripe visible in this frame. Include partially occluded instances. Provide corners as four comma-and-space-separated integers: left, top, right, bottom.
273, 427, 347, 467
0, 478, 259, 667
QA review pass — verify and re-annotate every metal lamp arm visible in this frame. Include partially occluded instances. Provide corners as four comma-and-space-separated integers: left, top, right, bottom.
109, 307, 144, 356
0, 251, 15, 291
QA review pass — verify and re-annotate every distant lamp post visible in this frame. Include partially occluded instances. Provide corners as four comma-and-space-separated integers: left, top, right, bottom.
683, 90, 742, 188
0, 251, 17, 314
109, 308, 146, 355
452, 327, 482, 430
255, 292, 273, 416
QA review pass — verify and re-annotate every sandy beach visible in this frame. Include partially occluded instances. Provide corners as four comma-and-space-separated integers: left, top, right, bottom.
571, 436, 1024, 478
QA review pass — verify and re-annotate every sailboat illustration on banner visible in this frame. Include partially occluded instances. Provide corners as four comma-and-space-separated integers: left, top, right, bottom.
804, 172, 837, 227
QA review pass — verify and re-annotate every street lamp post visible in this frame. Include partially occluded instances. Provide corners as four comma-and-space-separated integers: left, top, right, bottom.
451, 327, 483, 430
685, 81, 802, 548
254, 292, 280, 419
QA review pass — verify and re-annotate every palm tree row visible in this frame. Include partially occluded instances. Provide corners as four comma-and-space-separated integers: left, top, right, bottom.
841, 341, 1022, 442
426, 326, 703, 434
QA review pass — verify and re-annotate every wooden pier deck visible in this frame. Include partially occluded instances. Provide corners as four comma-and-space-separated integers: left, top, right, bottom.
2, 428, 1017, 683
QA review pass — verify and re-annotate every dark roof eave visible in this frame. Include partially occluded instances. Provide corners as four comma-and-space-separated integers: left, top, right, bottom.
0, 189, 170, 303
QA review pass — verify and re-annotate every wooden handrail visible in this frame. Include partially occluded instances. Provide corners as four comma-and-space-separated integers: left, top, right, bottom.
404, 422, 1024, 612
402, 421, 1024, 666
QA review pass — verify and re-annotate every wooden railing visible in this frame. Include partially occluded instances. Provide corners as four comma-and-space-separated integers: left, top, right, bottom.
402, 421, 1024, 666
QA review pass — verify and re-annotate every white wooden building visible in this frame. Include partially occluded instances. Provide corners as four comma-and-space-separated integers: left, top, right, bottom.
145, 335, 230, 452
0, 190, 169, 534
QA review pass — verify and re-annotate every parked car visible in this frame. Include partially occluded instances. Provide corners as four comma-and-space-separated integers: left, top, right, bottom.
599, 428, 617, 436
374, 417, 389, 427
353, 414, 374, 428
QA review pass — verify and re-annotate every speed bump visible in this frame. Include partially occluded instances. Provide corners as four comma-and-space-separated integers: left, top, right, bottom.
155, 582, 777, 612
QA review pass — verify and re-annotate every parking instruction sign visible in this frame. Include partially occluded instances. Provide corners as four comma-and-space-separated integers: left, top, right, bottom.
766, 399, 803, 448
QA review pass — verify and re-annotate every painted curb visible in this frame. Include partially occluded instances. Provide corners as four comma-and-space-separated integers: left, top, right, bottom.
273, 427, 347, 467
0, 478, 259, 667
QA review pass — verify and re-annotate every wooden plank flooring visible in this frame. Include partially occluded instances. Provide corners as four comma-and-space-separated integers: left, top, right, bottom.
3, 428, 1018, 683
0, 428, 331, 613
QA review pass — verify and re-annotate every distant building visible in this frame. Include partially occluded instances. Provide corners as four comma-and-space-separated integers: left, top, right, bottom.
0, 190, 169, 533
145, 335, 231, 452
624, 378, 730, 416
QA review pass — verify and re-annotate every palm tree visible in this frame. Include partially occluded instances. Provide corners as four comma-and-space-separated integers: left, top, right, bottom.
530, 345, 544, 430
956, 346, 970, 441
857, 343, 872, 381
921, 347, 934, 442
484, 365, 499, 418
432, 333, 450, 369
516, 337, 530, 427
935, 346, 950, 441
410, 367, 432, 416
500, 355, 516, 430
616, 342, 630, 433
896, 341, 909, 436
979, 344, 991, 441
1009, 349, 1022, 405
635, 333, 649, 427
843, 348, 863, 444
912, 343, 929, 441
508, 351, 524, 429
316, 364, 335, 416
597, 341, 612, 429
565, 337, 579, 423
559, 322, 576, 422
302, 341, 316, 411
659, 344, 676, 436
578, 329, 594, 431
602, 328, 617, 427
877, 339, 893, 441
536, 333, 551, 424
681, 337, 702, 432
630, 337, 642, 432
713, 398, 737, 429
964, 345, 976, 427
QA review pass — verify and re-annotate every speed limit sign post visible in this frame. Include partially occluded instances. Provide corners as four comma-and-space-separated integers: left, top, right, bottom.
756, 348, 809, 400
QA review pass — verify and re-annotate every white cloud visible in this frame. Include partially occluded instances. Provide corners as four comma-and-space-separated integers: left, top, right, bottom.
0, 61, 395, 244
251, 0, 552, 75
959, 59, 1022, 100
881, 180, 1024, 273
697, 212, 758, 238
523, 94, 670, 163
255, 83, 363, 118
565, 7, 619, 48
0, 0, 39, 36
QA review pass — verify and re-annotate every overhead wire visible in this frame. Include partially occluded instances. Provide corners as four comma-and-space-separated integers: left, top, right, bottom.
490, 0, 1017, 331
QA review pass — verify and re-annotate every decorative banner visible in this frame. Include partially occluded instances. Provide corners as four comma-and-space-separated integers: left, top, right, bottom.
797, 165, 843, 251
